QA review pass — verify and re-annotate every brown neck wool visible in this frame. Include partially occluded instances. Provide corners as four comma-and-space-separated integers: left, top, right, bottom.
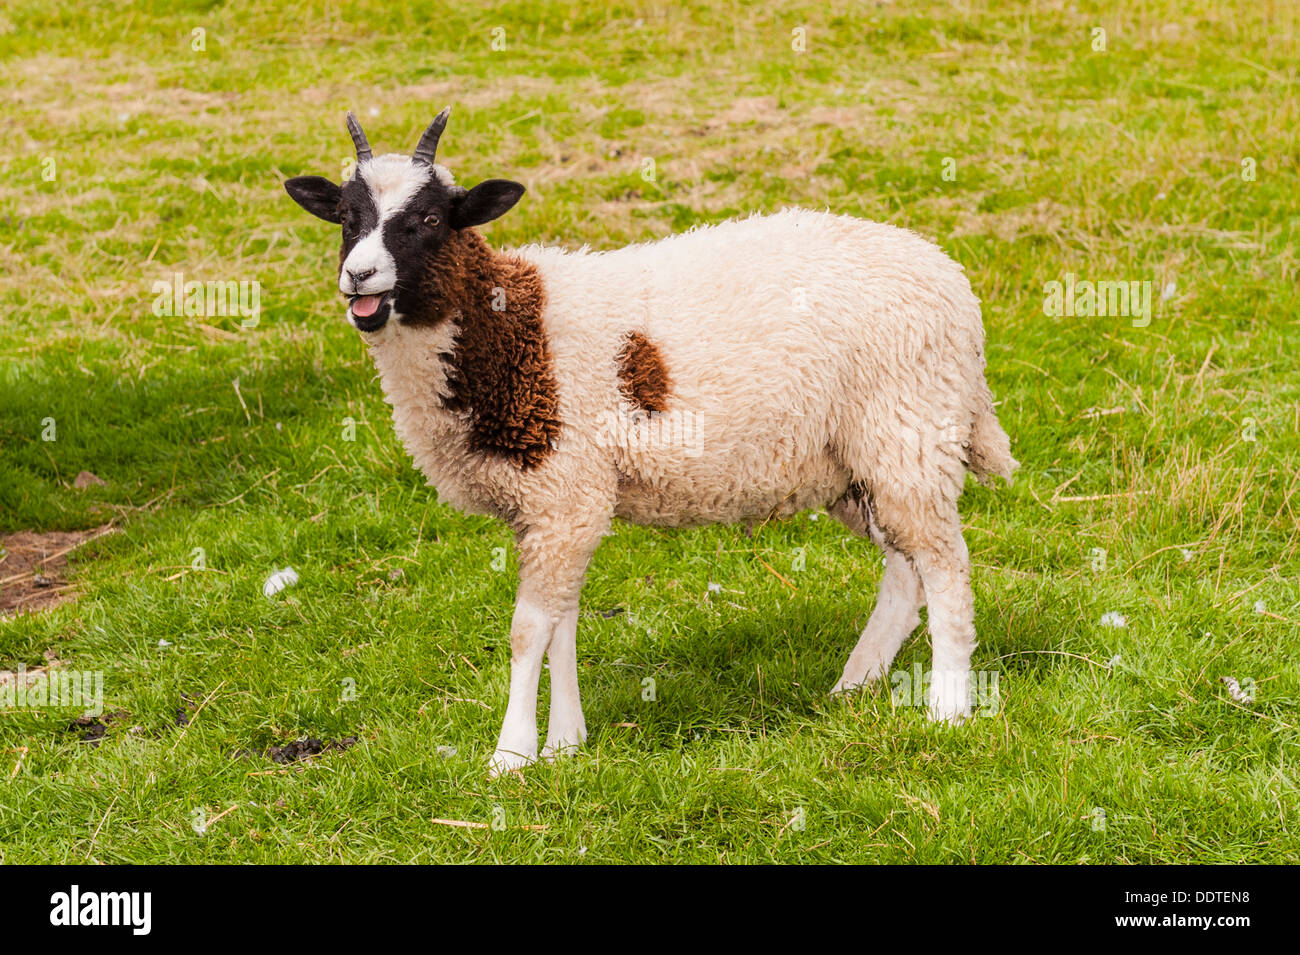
407, 229, 562, 470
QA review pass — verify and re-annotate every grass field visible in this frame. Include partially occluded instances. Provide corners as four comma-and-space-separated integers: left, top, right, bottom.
1, 0, 1298, 863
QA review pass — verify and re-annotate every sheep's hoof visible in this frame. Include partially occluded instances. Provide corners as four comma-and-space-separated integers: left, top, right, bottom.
829, 679, 857, 696
927, 673, 972, 724
541, 740, 582, 762
925, 704, 970, 726
541, 729, 586, 762
828, 670, 885, 696
488, 748, 535, 778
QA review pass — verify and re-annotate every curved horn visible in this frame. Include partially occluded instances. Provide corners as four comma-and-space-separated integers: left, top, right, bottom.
411, 106, 451, 166
345, 111, 372, 164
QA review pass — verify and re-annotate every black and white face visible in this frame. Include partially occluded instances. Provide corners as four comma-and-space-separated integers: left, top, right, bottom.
285, 112, 525, 332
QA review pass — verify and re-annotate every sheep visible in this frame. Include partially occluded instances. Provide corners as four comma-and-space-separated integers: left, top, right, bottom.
284, 109, 1018, 775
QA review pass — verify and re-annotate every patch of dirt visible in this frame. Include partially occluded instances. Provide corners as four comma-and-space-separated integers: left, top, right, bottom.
0, 525, 114, 617
0, 648, 62, 687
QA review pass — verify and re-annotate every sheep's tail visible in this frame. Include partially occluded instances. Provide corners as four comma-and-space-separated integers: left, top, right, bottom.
967, 383, 1018, 486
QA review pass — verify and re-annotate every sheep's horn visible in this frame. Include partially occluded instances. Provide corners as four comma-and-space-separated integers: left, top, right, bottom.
411, 107, 451, 166
345, 111, 372, 163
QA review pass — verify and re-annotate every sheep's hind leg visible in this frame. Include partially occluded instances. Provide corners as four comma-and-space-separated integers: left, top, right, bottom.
831, 539, 924, 694
829, 479, 979, 721
829, 493, 924, 693
907, 517, 977, 725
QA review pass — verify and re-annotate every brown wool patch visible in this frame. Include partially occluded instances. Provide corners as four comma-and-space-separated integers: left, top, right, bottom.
406, 230, 561, 470
616, 331, 672, 413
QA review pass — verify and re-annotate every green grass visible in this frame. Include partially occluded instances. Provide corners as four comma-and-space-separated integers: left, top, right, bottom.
1, 0, 1298, 863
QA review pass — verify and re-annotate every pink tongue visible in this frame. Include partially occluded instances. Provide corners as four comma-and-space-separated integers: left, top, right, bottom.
351, 295, 383, 318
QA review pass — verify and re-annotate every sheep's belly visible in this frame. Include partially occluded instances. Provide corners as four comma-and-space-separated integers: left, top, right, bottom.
612, 449, 851, 528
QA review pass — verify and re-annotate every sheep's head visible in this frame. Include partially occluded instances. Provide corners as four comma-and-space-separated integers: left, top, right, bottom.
284, 108, 525, 332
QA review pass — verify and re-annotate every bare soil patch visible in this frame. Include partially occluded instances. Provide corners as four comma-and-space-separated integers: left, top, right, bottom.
0, 525, 114, 616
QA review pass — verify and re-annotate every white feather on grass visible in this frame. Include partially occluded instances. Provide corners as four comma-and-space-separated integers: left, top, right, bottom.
1221, 676, 1253, 704
263, 566, 299, 597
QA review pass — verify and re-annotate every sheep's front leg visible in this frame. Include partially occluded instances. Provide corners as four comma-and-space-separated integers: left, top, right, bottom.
542, 605, 585, 759
489, 513, 608, 776
489, 594, 556, 775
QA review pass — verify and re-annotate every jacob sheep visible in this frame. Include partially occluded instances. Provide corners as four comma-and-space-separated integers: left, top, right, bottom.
284, 109, 1018, 774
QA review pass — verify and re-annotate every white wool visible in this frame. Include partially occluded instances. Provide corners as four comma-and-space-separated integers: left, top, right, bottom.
515, 209, 1014, 531
358, 153, 454, 189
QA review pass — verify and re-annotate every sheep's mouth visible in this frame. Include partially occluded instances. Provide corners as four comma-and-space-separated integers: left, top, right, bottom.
349, 291, 391, 331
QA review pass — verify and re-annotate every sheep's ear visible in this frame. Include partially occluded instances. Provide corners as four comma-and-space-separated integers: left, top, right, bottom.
285, 176, 343, 223
449, 179, 525, 230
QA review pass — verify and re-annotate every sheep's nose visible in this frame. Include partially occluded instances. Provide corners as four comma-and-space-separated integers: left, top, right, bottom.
348, 267, 376, 287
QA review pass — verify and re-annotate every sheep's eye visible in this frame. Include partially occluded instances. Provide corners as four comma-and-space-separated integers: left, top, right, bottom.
423, 213, 440, 227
